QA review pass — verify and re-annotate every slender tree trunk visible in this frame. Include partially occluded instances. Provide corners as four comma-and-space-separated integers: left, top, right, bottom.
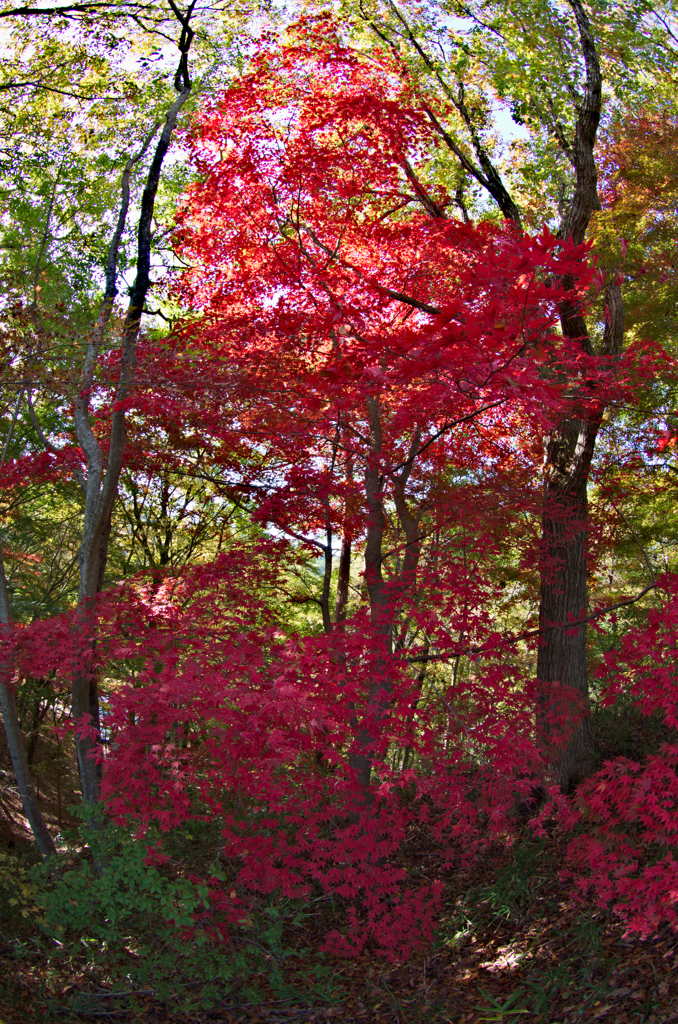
0, 387, 55, 856
349, 403, 422, 798
72, 78, 192, 809
334, 527, 352, 623
335, 450, 354, 625
0, 550, 55, 859
348, 398, 389, 794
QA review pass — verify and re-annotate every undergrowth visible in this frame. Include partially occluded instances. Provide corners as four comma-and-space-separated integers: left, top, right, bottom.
0, 820, 673, 1022
0, 807, 334, 1017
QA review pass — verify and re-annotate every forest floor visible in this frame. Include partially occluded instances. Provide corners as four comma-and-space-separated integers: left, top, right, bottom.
0, 739, 677, 1024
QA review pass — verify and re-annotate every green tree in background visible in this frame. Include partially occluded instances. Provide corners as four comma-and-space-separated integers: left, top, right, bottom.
0, 0, 263, 853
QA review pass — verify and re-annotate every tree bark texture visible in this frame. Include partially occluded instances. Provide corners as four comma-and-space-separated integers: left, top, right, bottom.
537, 414, 600, 792
534, 0, 627, 791
334, 528, 352, 624
348, 398, 390, 794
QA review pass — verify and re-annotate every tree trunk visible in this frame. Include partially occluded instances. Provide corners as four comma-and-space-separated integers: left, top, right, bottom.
0, 550, 55, 859
533, 0, 622, 791
348, 398, 389, 795
536, 414, 600, 792
72, 79, 192, 810
334, 528, 351, 623
366, 0, 623, 792
349, 402, 422, 798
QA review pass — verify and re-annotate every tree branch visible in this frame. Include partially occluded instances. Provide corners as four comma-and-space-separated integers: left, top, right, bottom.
408, 582, 661, 664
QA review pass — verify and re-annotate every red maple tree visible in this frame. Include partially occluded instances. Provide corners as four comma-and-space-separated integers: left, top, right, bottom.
6, 19, 674, 954
92, 24, 612, 954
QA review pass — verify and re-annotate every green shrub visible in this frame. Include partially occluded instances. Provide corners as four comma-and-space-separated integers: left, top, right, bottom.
31, 808, 332, 1013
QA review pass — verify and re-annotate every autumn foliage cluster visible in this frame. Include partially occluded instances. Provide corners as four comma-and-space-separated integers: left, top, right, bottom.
3, 20, 678, 958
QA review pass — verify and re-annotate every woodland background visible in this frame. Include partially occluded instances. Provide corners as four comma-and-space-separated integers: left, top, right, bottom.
1, 0, 678, 1021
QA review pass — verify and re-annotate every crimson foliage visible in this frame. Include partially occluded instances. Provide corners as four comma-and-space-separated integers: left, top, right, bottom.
6, 20, 675, 955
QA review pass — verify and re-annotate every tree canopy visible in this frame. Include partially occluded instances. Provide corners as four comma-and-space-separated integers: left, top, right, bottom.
1, 0, 678, 1014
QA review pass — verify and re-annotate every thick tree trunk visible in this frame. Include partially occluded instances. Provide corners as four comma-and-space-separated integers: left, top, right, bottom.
367, 0, 623, 792
532, 0, 620, 791
537, 415, 600, 792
